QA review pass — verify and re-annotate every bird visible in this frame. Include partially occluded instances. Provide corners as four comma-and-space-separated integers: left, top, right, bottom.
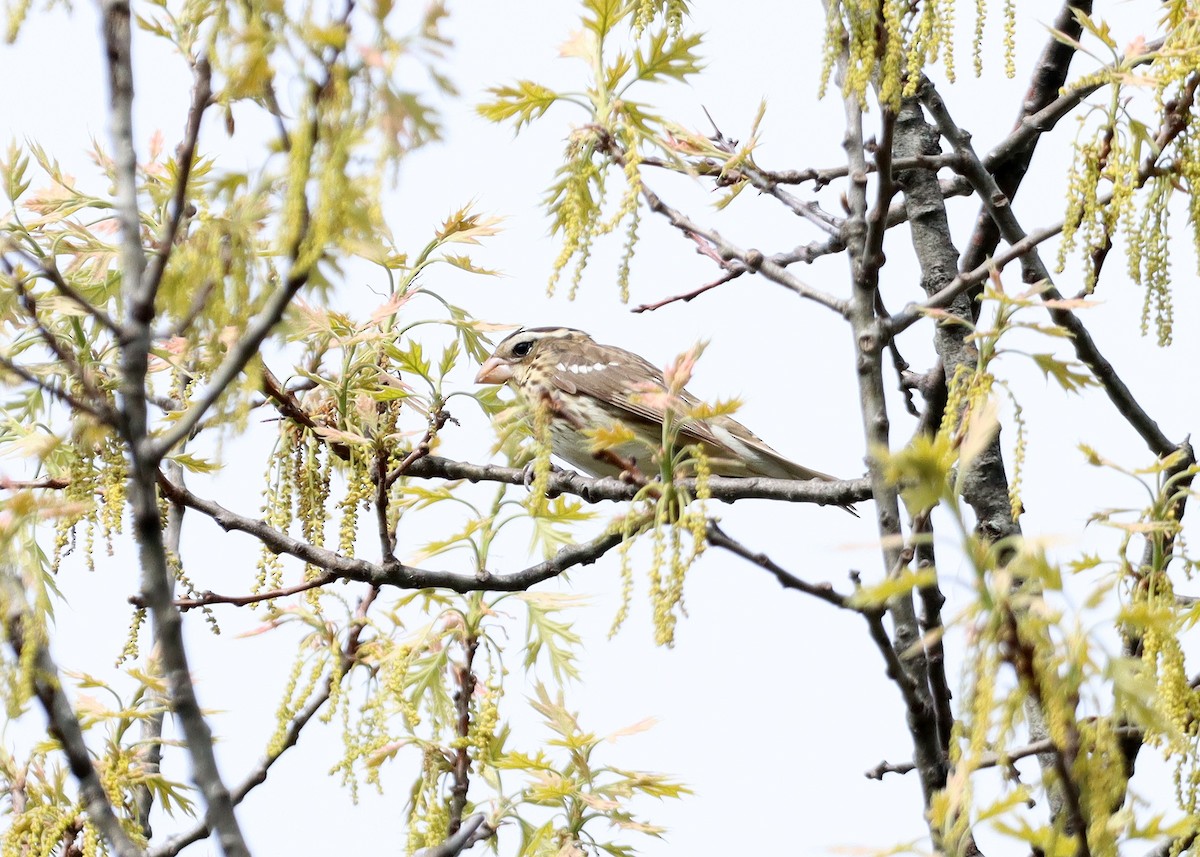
475, 326, 855, 511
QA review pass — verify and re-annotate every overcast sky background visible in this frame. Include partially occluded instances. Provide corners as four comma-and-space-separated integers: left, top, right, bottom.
2, 1, 1198, 855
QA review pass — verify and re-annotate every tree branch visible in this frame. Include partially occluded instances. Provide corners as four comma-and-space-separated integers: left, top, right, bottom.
886, 218, 1066, 336
705, 521, 851, 609
831, 49, 944, 826
149, 266, 311, 458
628, 169, 850, 316
132, 460, 184, 839
920, 78, 1178, 459
399, 455, 871, 507
157, 471, 629, 593
866, 725, 1144, 780
447, 635, 479, 835
131, 572, 337, 611
1, 569, 144, 857
0, 355, 112, 423
101, 1, 250, 853
958, 0, 1094, 287
142, 57, 212, 301
413, 814, 494, 857
0, 248, 122, 335
148, 587, 380, 857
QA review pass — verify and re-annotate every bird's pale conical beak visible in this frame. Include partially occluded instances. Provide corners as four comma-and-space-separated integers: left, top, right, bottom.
475, 356, 514, 384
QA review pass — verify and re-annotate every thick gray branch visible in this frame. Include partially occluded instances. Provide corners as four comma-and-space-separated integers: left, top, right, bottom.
101, 2, 250, 854
399, 455, 870, 507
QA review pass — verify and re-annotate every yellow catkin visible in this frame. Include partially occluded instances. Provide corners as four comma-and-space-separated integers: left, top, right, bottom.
879, 0, 905, 109
268, 654, 308, 757
472, 681, 501, 757
1001, 383, 1026, 520
648, 505, 671, 646
1002, 0, 1016, 77
114, 607, 147, 667
609, 531, 636, 639
972, 0, 985, 78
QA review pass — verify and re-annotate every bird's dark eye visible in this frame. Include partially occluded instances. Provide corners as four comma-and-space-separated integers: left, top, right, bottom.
512, 340, 533, 357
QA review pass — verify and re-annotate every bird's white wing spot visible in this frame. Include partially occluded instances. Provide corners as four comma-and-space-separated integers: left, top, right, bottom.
558, 362, 611, 374
712, 424, 755, 458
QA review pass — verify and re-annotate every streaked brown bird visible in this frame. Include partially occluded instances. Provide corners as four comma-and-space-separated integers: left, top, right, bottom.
475, 327, 854, 510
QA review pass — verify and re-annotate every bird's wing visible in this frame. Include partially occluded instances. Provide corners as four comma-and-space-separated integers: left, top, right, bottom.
546, 340, 835, 481
546, 341, 704, 436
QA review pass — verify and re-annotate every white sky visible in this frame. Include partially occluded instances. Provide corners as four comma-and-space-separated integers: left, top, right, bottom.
2, 1, 1197, 855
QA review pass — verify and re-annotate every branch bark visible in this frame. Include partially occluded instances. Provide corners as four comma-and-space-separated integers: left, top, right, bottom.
831, 50, 944, 825
1, 568, 144, 857
157, 471, 629, 593
920, 79, 1178, 459
100, 2, 250, 854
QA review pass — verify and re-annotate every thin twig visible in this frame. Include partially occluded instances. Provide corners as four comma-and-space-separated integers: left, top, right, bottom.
886, 219, 1066, 335
631, 235, 846, 313
413, 814, 494, 857
705, 521, 851, 609
958, 0, 1095, 285
0, 475, 71, 490
748, 152, 964, 187
0, 355, 111, 422
1001, 604, 1091, 856
142, 57, 212, 301
150, 267, 312, 458
866, 726, 1144, 780
631, 268, 742, 313
131, 573, 336, 611
0, 248, 122, 334
157, 470, 630, 593
13, 277, 112, 415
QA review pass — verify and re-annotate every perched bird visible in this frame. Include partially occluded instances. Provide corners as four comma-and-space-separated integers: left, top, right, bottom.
475, 327, 853, 507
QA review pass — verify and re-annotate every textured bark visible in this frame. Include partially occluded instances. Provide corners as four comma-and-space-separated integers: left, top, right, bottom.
894, 101, 1022, 544
895, 97, 1067, 827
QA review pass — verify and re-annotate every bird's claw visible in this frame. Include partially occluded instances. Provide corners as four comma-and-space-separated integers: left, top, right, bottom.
521, 460, 560, 489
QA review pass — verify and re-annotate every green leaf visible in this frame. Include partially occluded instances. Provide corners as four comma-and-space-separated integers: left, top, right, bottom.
442, 254, 501, 276
2, 142, 31, 203
529, 498, 595, 559
477, 81, 561, 130
388, 339, 432, 377
848, 569, 938, 610
520, 594, 585, 682
168, 452, 220, 473
633, 29, 703, 85
881, 433, 955, 515
582, 0, 623, 37
438, 340, 460, 377
1030, 353, 1095, 393
605, 52, 633, 90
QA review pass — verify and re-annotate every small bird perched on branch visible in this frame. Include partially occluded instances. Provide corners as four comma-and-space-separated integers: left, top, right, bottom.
476, 326, 856, 513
